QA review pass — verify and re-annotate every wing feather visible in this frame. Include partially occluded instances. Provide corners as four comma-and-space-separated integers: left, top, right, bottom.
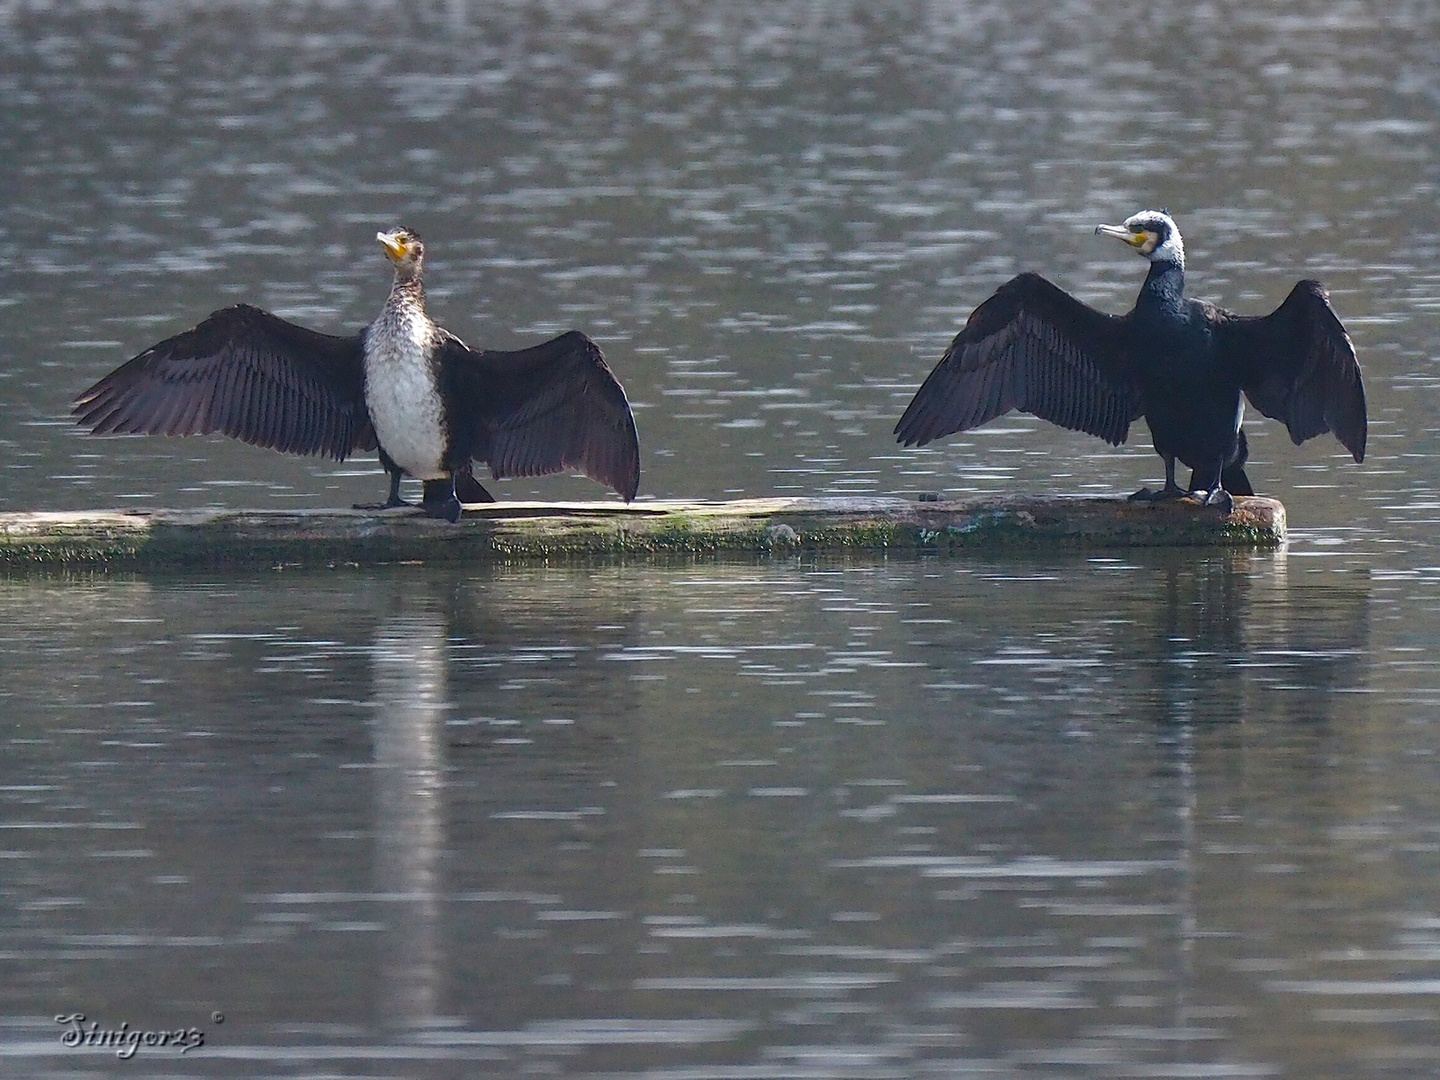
73, 304, 375, 460
440, 330, 640, 501
1217, 280, 1367, 461
895, 273, 1141, 447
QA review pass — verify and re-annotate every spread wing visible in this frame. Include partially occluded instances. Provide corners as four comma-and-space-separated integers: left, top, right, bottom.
1215, 280, 1366, 462
440, 330, 640, 501
73, 304, 374, 459
895, 272, 1142, 447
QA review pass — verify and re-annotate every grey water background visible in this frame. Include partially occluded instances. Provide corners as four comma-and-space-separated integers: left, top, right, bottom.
1, 0, 1439, 1076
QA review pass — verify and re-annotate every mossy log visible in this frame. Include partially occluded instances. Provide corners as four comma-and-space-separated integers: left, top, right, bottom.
0, 495, 1284, 570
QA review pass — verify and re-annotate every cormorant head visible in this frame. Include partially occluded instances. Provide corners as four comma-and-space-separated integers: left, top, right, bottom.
1094, 210, 1184, 268
377, 228, 425, 280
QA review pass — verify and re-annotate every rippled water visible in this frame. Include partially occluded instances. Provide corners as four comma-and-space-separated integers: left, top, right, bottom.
3, 554, 1426, 1079
2, 0, 1440, 1077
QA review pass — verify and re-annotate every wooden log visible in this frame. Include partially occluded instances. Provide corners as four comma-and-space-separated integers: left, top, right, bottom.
0, 496, 1284, 570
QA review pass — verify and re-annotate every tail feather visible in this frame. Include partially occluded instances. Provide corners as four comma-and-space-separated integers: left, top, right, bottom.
1223, 428, 1254, 495
1221, 464, 1254, 496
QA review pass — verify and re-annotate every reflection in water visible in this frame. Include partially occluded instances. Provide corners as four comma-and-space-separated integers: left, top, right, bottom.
847, 552, 1380, 1074
1132, 552, 1371, 726
1118, 554, 1373, 1071
0, 558, 1425, 1079
371, 604, 447, 1034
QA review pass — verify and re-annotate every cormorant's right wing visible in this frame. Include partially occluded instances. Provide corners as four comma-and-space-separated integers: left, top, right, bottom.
894, 272, 1141, 447
442, 330, 640, 501
1216, 280, 1367, 463
74, 304, 374, 459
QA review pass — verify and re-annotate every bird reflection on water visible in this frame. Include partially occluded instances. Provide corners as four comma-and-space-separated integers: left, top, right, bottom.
1125, 551, 1371, 729
1132, 555, 1372, 1068
0, 559, 1391, 1075
371, 606, 446, 1032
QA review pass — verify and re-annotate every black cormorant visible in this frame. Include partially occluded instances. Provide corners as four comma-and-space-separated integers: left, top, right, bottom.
74, 228, 641, 521
894, 210, 1367, 508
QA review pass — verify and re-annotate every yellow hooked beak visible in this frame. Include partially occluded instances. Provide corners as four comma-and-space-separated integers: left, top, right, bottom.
1095, 223, 1155, 252
376, 231, 409, 260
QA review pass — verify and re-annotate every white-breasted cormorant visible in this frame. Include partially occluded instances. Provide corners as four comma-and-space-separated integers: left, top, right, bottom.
894, 210, 1367, 508
73, 228, 641, 521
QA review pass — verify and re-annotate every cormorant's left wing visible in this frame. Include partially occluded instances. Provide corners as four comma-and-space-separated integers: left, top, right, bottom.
1216, 280, 1367, 462
895, 272, 1142, 448
440, 331, 640, 501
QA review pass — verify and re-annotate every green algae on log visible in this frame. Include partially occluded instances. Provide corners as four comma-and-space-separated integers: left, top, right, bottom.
0, 496, 1285, 570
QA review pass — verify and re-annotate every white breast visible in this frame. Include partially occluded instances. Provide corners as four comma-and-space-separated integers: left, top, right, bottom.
363, 312, 448, 481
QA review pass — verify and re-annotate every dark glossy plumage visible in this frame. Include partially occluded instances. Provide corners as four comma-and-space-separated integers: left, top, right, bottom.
893, 272, 1141, 448
439, 330, 640, 501
1216, 279, 1366, 457
895, 211, 1366, 505
74, 230, 640, 515
74, 304, 375, 458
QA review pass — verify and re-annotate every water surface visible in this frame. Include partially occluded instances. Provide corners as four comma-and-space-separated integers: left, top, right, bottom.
5, 554, 1431, 1079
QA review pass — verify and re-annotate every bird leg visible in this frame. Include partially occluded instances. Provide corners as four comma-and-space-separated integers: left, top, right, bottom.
353, 460, 412, 511
1186, 486, 1235, 514
420, 477, 463, 523
414, 463, 495, 523
355, 458, 482, 523
1128, 455, 1187, 503
1184, 459, 1236, 515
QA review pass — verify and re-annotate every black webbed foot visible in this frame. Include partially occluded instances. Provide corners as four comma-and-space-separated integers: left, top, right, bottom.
1132, 455, 1188, 504
420, 496, 463, 523
421, 478, 464, 523
356, 464, 408, 511
1128, 483, 1187, 503
1184, 487, 1235, 514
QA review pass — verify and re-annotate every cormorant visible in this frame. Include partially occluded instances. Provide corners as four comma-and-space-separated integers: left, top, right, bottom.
73, 228, 641, 521
894, 210, 1367, 509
